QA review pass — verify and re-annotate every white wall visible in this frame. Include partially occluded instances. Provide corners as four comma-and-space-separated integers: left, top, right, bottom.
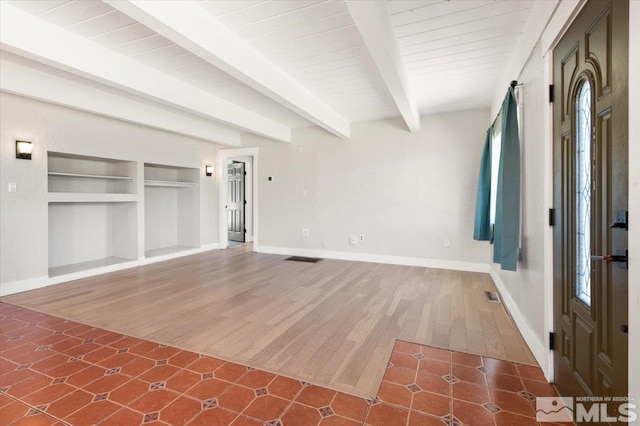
244, 109, 491, 270
0, 92, 219, 285
490, 41, 547, 360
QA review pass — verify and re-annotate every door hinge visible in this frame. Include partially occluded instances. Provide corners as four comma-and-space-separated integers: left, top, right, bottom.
244, 171, 247, 176
549, 85, 555, 103
244, 200, 247, 205
549, 208, 555, 226
549, 332, 556, 350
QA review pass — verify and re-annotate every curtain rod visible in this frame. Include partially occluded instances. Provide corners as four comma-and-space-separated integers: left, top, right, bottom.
491, 80, 523, 129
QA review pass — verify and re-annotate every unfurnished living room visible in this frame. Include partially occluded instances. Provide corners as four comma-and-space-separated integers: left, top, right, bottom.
0, 0, 638, 425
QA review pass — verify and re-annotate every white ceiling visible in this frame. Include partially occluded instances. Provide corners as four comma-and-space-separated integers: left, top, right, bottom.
3, 0, 535, 138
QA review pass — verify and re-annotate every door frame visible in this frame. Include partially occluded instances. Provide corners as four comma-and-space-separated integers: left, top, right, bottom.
218, 147, 259, 249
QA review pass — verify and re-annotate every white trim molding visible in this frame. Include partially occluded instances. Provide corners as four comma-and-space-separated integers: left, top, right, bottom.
489, 265, 549, 378
0, 244, 220, 297
218, 147, 260, 250
255, 245, 489, 274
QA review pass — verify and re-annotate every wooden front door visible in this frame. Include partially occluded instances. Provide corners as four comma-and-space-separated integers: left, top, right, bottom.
552, 0, 628, 400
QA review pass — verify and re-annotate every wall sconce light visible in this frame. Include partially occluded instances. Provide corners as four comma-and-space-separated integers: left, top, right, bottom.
205, 165, 214, 176
16, 140, 33, 160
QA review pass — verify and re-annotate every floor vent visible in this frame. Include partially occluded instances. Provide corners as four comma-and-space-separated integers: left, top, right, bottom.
285, 256, 323, 263
485, 291, 501, 302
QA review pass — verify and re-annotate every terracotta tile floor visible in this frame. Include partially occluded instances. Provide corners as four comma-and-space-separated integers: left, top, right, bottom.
0, 302, 567, 425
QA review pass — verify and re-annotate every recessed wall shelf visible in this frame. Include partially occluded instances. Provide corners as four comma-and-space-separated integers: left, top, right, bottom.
144, 179, 197, 188
49, 257, 134, 278
49, 172, 136, 181
144, 163, 200, 258
48, 152, 136, 194
48, 193, 138, 203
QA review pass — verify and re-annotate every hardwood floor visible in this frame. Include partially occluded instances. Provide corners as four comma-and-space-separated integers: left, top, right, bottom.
2, 245, 536, 398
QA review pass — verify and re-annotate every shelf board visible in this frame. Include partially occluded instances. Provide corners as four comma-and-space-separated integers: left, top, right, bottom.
145, 246, 199, 258
48, 193, 138, 203
49, 257, 134, 277
144, 179, 197, 188
49, 172, 135, 181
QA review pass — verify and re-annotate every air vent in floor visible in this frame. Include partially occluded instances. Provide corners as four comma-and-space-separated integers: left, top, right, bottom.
285, 256, 323, 263
485, 291, 501, 302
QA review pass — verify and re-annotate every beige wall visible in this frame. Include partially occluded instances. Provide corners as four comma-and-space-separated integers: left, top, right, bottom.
244, 108, 491, 268
0, 92, 219, 285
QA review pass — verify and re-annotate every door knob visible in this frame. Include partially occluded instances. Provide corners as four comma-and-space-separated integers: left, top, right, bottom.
591, 254, 627, 262
591, 249, 628, 269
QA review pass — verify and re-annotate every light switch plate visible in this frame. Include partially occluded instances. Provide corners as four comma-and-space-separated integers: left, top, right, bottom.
8, 183, 16, 193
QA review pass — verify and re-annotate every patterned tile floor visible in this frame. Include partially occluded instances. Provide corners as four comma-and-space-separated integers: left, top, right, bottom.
0, 302, 568, 425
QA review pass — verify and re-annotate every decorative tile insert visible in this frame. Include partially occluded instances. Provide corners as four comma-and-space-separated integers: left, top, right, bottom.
442, 374, 460, 384
442, 414, 462, 426
518, 390, 537, 401
52, 377, 67, 384
106, 367, 121, 375
407, 384, 421, 393
156, 359, 168, 366
413, 353, 426, 360
150, 381, 165, 391
483, 402, 501, 413
143, 412, 159, 423
319, 406, 334, 417
202, 398, 218, 409
94, 393, 109, 402
255, 388, 268, 397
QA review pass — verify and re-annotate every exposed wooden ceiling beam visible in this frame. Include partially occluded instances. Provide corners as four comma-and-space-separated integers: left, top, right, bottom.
0, 57, 241, 147
346, 1, 421, 132
0, 2, 291, 143
109, 0, 351, 139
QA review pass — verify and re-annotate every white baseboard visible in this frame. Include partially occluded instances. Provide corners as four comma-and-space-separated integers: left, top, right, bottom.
255, 245, 489, 273
1, 244, 221, 297
489, 265, 549, 376
140, 244, 220, 265
0, 275, 51, 297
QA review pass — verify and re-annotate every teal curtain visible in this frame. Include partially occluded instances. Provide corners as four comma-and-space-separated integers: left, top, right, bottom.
493, 87, 521, 271
473, 127, 493, 241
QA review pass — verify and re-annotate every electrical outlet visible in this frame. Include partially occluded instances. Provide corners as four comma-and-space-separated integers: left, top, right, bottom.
359, 235, 365, 242
8, 183, 16, 193
301, 228, 309, 237
350, 236, 358, 245
444, 239, 450, 247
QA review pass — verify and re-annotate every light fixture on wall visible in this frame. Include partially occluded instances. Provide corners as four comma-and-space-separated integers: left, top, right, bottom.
16, 140, 33, 160
205, 165, 214, 176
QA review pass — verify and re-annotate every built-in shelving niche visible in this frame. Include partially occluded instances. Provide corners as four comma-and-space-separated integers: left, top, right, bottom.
47, 152, 138, 277
48, 202, 138, 277
48, 152, 136, 196
144, 163, 200, 258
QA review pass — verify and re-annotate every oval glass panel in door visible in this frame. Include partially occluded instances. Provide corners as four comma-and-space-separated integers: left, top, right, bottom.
576, 80, 592, 306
